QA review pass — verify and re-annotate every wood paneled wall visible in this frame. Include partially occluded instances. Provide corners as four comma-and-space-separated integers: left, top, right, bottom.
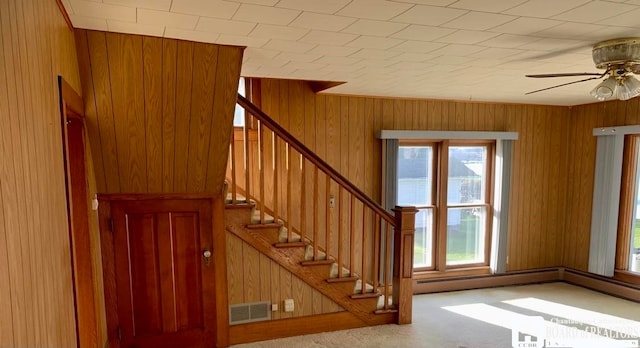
256, 79, 571, 272
563, 99, 640, 271
226, 233, 343, 319
75, 29, 244, 195
0, 0, 82, 346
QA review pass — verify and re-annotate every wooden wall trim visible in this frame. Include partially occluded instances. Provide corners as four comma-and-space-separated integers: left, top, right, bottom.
413, 268, 562, 294
229, 312, 369, 345
55, 0, 73, 30
561, 268, 640, 302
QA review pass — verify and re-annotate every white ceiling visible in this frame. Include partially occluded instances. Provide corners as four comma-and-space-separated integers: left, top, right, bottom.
62, 0, 640, 106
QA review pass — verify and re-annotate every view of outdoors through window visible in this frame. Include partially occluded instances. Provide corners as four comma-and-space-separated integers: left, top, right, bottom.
233, 77, 245, 127
631, 147, 640, 273
446, 146, 487, 266
397, 144, 489, 269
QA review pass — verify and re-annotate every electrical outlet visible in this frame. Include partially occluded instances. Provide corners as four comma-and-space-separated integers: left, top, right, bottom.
329, 195, 335, 208
284, 299, 294, 312
271, 303, 278, 312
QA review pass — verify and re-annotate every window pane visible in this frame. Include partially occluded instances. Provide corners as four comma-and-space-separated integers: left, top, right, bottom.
631, 147, 640, 273
448, 146, 486, 205
414, 208, 433, 268
397, 146, 433, 206
446, 207, 486, 266
233, 77, 246, 127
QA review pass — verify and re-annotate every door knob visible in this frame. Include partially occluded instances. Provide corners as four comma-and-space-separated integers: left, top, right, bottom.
203, 249, 212, 266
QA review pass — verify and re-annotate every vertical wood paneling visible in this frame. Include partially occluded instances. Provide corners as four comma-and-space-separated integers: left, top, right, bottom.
0, 0, 81, 346
256, 78, 573, 272
226, 233, 343, 318
77, 30, 243, 195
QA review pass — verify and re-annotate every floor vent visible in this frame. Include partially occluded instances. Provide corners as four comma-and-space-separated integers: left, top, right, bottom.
229, 301, 271, 325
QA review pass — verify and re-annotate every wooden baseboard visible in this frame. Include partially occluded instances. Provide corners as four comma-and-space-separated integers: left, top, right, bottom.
228, 312, 383, 345
561, 268, 640, 302
413, 268, 562, 294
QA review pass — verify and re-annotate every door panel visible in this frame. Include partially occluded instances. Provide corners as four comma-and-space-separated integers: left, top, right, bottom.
112, 199, 214, 348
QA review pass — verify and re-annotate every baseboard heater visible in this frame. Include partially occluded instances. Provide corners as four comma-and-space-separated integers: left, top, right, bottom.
229, 301, 271, 325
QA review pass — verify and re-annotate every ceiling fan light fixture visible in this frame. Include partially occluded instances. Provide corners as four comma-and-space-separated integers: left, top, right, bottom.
590, 76, 618, 101
616, 75, 640, 101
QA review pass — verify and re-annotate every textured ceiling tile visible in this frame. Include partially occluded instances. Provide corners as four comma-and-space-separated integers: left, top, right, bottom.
503, 0, 593, 18
196, 17, 256, 35
108, 20, 165, 36
233, 4, 300, 25
394, 52, 440, 62
441, 12, 517, 30
435, 30, 501, 44
596, 7, 640, 27
479, 34, 542, 48
244, 47, 280, 59
69, 14, 108, 30
337, 0, 413, 20
249, 24, 309, 40
307, 45, 362, 57
170, 0, 239, 19
391, 5, 468, 26
533, 22, 608, 39
164, 27, 220, 43
227, 0, 278, 5
448, 0, 528, 12
391, 25, 455, 41
275, 0, 351, 14
70, 0, 137, 21
489, 17, 562, 35
391, 40, 448, 53
104, 0, 172, 10
429, 44, 486, 56
349, 49, 402, 60
341, 19, 408, 37
217, 34, 269, 47
300, 30, 358, 46
345, 36, 404, 49
138, 9, 199, 30
393, 0, 457, 5
289, 12, 357, 31
469, 47, 525, 59
314, 56, 361, 65
263, 39, 316, 53
518, 37, 590, 52
552, 1, 637, 22
276, 52, 323, 62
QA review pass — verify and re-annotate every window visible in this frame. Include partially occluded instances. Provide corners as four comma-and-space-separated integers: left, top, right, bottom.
233, 77, 246, 127
623, 135, 640, 274
397, 141, 493, 271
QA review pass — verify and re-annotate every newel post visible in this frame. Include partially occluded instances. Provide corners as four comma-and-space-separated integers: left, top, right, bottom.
392, 206, 417, 325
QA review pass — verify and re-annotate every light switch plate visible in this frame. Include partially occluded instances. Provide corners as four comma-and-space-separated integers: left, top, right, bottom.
271, 304, 278, 312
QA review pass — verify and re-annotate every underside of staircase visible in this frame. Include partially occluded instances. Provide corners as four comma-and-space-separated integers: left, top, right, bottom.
225, 198, 397, 326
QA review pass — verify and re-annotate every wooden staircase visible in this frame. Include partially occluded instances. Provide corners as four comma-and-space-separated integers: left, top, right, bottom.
224, 94, 416, 328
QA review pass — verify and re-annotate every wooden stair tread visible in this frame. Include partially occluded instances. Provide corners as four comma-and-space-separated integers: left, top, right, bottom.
374, 308, 398, 315
246, 222, 282, 229
225, 203, 254, 210
274, 241, 308, 248
325, 276, 359, 283
300, 259, 334, 266
351, 291, 381, 299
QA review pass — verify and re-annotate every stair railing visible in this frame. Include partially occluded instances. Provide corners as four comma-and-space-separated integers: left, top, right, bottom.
227, 93, 415, 322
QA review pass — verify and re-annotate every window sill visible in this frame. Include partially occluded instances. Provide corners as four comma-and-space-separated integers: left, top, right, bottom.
413, 266, 491, 280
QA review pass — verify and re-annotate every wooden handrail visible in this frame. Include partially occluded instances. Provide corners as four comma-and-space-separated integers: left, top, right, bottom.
237, 94, 396, 226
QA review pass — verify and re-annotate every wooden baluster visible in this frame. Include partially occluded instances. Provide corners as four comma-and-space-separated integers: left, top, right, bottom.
244, 112, 251, 201
259, 121, 265, 223
286, 144, 292, 242
230, 129, 237, 203
350, 195, 355, 278
337, 187, 343, 278
300, 156, 306, 242
313, 166, 319, 261
325, 175, 331, 259
373, 215, 380, 295
393, 206, 417, 324
361, 207, 368, 296
384, 221, 392, 310
273, 135, 279, 223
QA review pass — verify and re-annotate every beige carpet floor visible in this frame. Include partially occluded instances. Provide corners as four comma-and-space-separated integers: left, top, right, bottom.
232, 282, 640, 348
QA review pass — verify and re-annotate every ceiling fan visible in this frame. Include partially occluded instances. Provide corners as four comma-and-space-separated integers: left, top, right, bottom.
525, 37, 640, 101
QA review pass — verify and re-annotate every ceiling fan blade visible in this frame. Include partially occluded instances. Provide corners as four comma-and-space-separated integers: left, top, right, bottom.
526, 72, 604, 78
525, 76, 602, 95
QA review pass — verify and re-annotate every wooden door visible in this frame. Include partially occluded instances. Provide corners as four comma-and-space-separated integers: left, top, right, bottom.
111, 199, 215, 348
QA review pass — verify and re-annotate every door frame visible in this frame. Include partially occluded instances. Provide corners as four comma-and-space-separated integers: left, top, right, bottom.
97, 193, 229, 348
59, 76, 100, 348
